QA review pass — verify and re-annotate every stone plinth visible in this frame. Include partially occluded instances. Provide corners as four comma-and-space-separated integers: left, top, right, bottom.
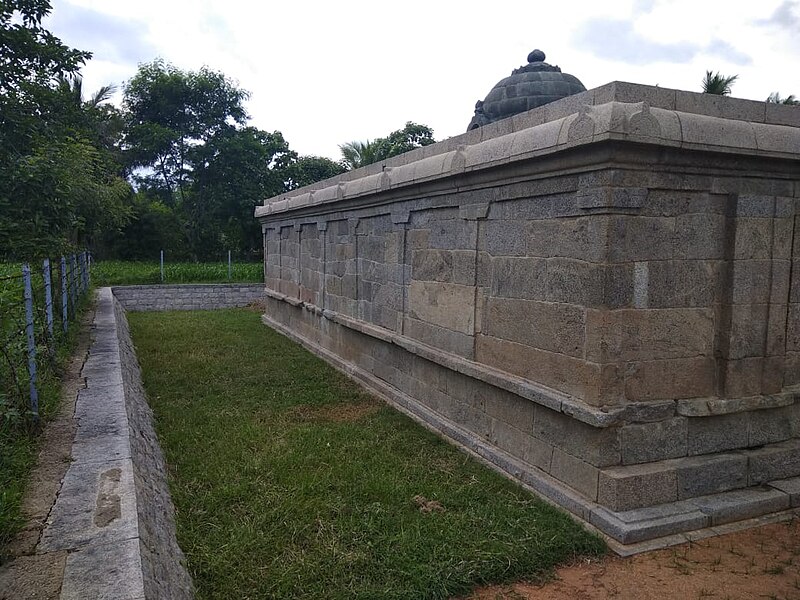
255, 81, 800, 549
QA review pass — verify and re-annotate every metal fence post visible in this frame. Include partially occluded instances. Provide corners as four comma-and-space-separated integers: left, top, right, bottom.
83, 251, 89, 290
61, 256, 68, 332
160, 250, 164, 283
43, 258, 54, 340
22, 264, 39, 422
80, 252, 87, 293
228, 250, 232, 281
70, 254, 78, 309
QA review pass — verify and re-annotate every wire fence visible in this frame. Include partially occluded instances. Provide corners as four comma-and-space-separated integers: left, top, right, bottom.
91, 251, 263, 286
0, 252, 91, 428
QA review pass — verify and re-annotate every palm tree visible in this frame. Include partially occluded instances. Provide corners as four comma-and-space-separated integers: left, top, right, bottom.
702, 71, 738, 95
339, 140, 380, 170
56, 75, 116, 107
767, 92, 799, 105
87, 83, 116, 107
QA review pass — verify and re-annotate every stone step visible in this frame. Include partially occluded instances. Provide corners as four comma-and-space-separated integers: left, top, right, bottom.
598, 438, 800, 512
591, 483, 795, 546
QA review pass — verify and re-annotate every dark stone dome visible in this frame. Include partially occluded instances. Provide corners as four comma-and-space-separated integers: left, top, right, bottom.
467, 50, 586, 131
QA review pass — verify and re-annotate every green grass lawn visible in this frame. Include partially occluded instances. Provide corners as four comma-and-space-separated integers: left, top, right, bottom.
129, 309, 605, 599
92, 260, 262, 286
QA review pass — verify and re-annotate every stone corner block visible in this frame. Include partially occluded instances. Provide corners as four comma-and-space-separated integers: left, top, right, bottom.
598, 463, 677, 512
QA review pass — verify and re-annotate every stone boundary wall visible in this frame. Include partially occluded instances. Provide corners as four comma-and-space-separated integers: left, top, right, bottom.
113, 293, 194, 598
255, 82, 800, 547
37, 288, 192, 598
112, 283, 264, 311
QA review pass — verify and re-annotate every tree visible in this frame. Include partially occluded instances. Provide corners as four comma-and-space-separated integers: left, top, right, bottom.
191, 127, 294, 258
0, 0, 90, 101
702, 71, 738, 95
123, 60, 249, 202
0, 1, 130, 258
56, 75, 116, 108
339, 140, 380, 170
339, 122, 435, 170
121, 61, 294, 260
767, 92, 799, 105
373, 122, 435, 159
285, 156, 346, 190
101, 193, 189, 260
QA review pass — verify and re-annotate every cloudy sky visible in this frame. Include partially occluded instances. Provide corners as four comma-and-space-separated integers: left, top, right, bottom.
46, 0, 799, 161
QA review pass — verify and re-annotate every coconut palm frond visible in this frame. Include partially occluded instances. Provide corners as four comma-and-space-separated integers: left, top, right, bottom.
88, 84, 117, 107
702, 71, 738, 95
339, 140, 379, 170
767, 92, 799, 105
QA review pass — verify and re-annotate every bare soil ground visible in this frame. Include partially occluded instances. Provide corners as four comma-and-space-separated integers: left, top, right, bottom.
466, 517, 800, 600
286, 401, 380, 423
0, 309, 93, 600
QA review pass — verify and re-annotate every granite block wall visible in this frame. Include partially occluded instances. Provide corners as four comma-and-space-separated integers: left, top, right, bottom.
112, 284, 264, 311
256, 83, 800, 544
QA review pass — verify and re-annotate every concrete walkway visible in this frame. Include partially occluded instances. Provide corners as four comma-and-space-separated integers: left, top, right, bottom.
41, 288, 144, 598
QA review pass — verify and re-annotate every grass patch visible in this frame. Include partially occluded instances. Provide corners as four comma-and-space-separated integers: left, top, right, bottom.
92, 261, 262, 286
129, 309, 605, 599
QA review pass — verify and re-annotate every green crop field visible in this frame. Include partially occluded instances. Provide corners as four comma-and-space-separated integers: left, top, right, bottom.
92, 261, 263, 286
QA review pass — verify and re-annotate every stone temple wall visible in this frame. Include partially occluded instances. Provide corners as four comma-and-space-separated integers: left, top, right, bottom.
255, 82, 800, 547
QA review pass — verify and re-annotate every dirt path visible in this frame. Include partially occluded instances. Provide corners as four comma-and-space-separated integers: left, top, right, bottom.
467, 517, 800, 600
0, 308, 93, 600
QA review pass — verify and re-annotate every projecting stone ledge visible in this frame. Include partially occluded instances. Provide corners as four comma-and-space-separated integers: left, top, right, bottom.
256, 82, 800, 219
256, 80, 800, 550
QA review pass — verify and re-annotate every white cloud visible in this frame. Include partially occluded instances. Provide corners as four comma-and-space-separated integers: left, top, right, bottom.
47, 0, 800, 160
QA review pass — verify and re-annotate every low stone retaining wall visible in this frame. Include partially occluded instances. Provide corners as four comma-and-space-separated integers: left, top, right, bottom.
40, 284, 267, 596
112, 283, 264, 311
39, 288, 192, 598
113, 293, 194, 598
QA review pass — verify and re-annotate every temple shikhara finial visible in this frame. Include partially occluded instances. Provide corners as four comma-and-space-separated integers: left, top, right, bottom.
468, 48, 586, 131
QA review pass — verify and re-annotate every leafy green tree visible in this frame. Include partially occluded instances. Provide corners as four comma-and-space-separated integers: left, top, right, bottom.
0, 1, 130, 258
123, 60, 249, 202
767, 92, 799, 105
340, 122, 435, 170
374, 122, 435, 159
191, 127, 294, 258
101, 192, 189, 260
0, 0, 90, 101
285, 156, 346, 190
702, 71, 738, 95
121, 61, 295, 259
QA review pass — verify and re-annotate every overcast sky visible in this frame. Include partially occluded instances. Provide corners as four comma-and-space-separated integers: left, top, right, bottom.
46, 0, 799, 161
